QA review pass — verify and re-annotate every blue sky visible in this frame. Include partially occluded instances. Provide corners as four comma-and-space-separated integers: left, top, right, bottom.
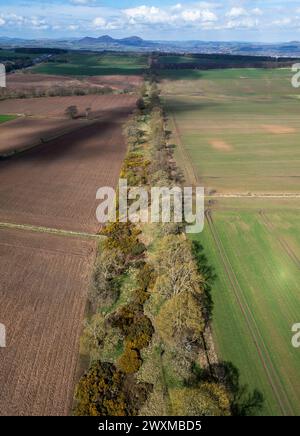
1, 1, 300, 41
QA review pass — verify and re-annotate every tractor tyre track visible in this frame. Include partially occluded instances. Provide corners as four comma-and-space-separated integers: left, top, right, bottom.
205, 210, 294, 416
259, 210, 300, 270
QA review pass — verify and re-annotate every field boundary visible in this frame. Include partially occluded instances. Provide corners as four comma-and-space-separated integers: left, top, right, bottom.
0, 221, 103, 240
205, 209, 294, 416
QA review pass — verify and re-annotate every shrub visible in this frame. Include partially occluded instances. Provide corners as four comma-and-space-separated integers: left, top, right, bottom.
169, 384, 231, 416
117, 346, 142, 374
155, 293, 205, 348
74, 361, 152, 416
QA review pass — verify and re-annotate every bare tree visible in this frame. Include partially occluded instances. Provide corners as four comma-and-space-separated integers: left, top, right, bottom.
85, 107, 92, 120
65, 105, 78, 119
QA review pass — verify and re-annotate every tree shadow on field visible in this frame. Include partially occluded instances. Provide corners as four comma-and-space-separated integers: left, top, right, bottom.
191, 240, 216, 323
0, 105, 135, 166
165, 98, 220, 115
188, 361, 265, 416
156, 70, 204, 81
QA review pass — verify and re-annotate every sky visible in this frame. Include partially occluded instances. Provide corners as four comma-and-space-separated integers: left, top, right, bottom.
1, 0, 300, 42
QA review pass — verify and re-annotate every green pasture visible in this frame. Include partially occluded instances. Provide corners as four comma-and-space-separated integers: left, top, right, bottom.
0, 115, 16, 124
163, 68, 300, 194
164, 68, 300, 415
32, 52, 148, 76
192, 209, 300, 415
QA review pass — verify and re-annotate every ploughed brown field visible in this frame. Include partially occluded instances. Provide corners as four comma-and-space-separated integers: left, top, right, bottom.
0, 94, 136, 118
0, 95, 136, 233
0, 117, 91, 156
5, 72, 142, 92
0, 91, 135, 415
0, 227, 96, 416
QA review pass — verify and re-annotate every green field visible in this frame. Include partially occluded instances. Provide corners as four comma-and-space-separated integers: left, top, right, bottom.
161, 68, 300, 415
0, 49, 36, 60
192, 207, 300, 416
0, 115, 16, 124
159, 55, 202, 64
163, 68, 300, 194
32, 52, 148, 76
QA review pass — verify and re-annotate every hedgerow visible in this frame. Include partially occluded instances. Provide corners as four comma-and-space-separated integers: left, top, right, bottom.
74, 79, 235, 417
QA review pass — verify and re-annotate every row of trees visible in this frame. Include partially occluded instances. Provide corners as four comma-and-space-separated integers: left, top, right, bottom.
74, 79, 263, 416
0, 85, 114, 101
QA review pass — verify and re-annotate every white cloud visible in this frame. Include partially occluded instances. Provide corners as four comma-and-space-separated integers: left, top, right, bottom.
68, 24, 79, 30
226, 17, 259, 30
252, 8, 263, 16
30, 17, 49, 30
92, 17, 107, 28
226, 7, 263, 19
70, 0, 95, 4
122, 4, 217, 27
272, 17, 292, 26
181, 9, 217, 23
124, 6, 168, 24
226, 7, 247, 18
0, 18, 5, 26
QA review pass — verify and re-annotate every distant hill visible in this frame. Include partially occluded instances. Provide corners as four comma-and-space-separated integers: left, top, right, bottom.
1, 35, 300, 57
77, 35, 157, 48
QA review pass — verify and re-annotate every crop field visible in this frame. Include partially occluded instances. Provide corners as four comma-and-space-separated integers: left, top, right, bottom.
162, 68, 300, 415
163, 68, 300, 194
0, 95, 135, 233
0, 227, 96, 416
0, 115, 16, 124
192, 207, 300, 416
32, 52, 148, 76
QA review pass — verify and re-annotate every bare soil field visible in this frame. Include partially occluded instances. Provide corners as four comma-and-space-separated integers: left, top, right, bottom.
0, 227, 96, 416
4, 72, 142, 92
87, 75, 143, 90
0, 96, 136, 233
0, 94, 136, 118
0, 117, 90, 156
210, 139, 233, 152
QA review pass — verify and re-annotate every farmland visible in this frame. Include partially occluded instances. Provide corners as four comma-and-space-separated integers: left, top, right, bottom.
0, 95, 136, 232
163, 68, 300, 195
161, 68, 300, 415
0, 115, 16, 124
32, 52, 148, 76
0, 94, 135, 118
0, 117, 91, 156
0, 64, 136, 415
1, 72, 142, 98
0, 227, 96, 415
